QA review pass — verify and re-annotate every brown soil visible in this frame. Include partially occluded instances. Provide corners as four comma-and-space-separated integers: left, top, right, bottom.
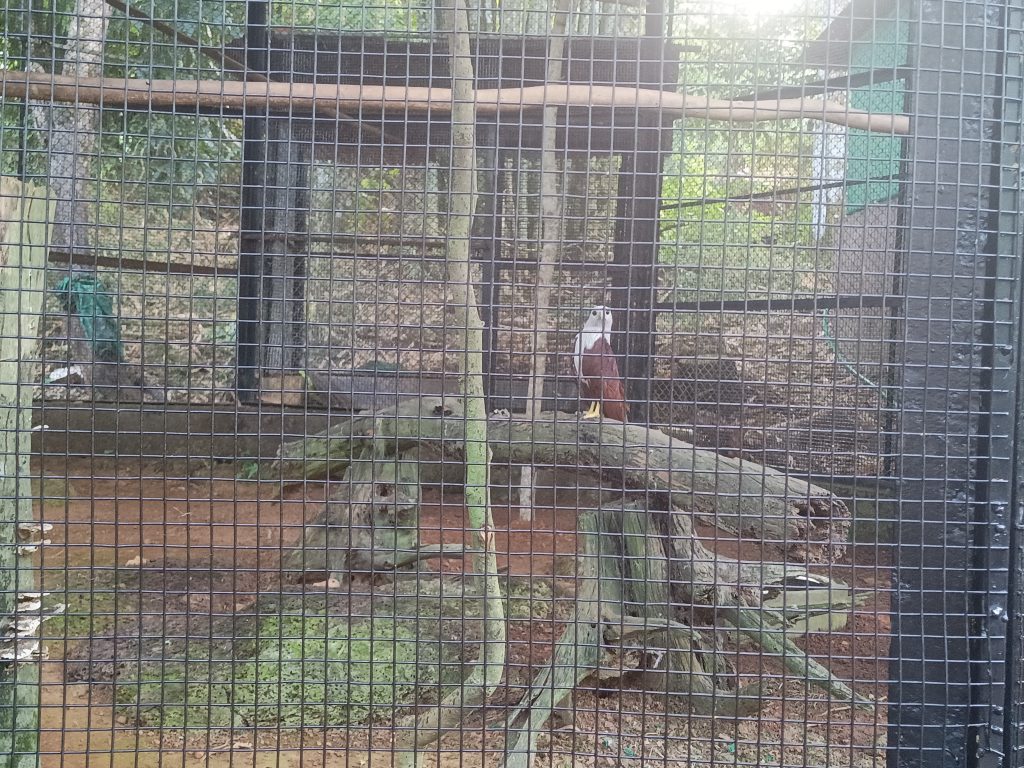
36, 456, 890, 768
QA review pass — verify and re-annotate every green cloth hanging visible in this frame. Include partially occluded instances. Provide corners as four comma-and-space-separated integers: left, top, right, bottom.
54, 271, 124, 364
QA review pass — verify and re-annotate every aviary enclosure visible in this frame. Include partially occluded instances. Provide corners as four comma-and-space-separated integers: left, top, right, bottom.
0, 0, 1019, 765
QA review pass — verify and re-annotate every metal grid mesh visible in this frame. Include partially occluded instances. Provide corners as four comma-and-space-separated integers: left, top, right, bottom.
0, 0, 1016, 765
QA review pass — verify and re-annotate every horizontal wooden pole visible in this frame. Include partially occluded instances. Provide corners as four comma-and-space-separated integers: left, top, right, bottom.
1, 72, 911, 134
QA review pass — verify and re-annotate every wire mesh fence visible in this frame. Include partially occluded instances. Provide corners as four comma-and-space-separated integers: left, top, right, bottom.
0, 0, 1018, 765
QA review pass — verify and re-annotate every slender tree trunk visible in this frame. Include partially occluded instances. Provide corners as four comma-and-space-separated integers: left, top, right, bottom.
0, 179, 55, 768
395, 1, 506, 761
35, 0, 112, 251
517, 0, 574, 521
30, 0, 125, 400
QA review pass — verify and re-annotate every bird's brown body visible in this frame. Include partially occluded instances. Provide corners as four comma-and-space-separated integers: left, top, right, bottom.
578, 335, 629, 422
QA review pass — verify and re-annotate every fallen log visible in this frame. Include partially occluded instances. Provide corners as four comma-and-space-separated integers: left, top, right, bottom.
275, 396, 850, 564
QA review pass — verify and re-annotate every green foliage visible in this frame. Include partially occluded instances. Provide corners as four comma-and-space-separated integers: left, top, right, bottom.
236, 460, 259, 480
40, 568, 121, 646
273, 0, 431, 34
0, 0, 844, 292
651, 0, 841, 300
232, 614, 435, 726
95, 0, 245, 202
114, 664, 238, 729
659, 121, 823, 301
118, 614, 441, 729
0, 0, 246, 204
99, 113, 243, 205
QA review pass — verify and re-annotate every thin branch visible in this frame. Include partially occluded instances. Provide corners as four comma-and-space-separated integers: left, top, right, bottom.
102, 0, 260, 80
519, 0, 575, 522
0, 72, 913, 134
394, 0, 506, 761
733, 67, 911, 101
659, 174, 899, 212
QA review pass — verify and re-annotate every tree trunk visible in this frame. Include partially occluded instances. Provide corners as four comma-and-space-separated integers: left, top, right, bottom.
501, 500, 867, 768
276, 396, 851, 564
277, 397, 872, 768
35, 0, 112, 251
394, 3, 506, 761
0, 179, 55, 768
517, 0, 574, 522
29, 0, 114, 400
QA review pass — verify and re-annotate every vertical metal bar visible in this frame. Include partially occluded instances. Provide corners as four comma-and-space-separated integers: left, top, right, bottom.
235, 0, 270, 401
888, 0, 1012, 764
1002, 0, 1024, 760
473, 120, 500, 403
610, 34, 675, 425
644, 0, 664, 38
260, 121, 311, 375
975, 15, 1021, 758
979, 1, 1024, 763
611, 123, 666, 425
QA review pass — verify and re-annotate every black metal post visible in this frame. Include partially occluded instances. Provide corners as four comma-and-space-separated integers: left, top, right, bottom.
611, 124, 667, 425
259, 121, 311, 376
610, 3, 671, 424
999, 0, 1024, 762
888, 0, 1016, 765
473, 121, 502, 404
644, 0, 665, 37
235, 0, 270, 402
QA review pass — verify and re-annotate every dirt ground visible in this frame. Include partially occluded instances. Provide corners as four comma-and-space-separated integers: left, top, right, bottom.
34, 456, 890, 768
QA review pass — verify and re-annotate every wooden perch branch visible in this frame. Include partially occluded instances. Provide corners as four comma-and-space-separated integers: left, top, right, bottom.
274, 396, 851, 564
0, 71, 911, 133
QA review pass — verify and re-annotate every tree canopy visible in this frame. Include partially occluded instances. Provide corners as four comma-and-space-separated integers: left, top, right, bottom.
0, 0, 846, 284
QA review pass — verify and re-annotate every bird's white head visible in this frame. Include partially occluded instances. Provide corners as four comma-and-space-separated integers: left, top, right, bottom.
583, 305, 614, 334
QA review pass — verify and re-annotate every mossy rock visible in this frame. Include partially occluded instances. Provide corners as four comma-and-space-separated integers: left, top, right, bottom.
410, 573, 557, 621
504, 575, 553, 620
119, 607, 455, 729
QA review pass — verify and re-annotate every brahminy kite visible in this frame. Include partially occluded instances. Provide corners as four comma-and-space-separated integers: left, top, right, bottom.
572, 305, 629, 422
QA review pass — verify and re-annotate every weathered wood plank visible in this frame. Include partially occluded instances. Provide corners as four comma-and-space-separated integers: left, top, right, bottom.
0, 177, 53, 768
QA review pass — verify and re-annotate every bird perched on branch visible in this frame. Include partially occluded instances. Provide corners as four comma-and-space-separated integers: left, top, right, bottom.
573, 305, 629, 423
